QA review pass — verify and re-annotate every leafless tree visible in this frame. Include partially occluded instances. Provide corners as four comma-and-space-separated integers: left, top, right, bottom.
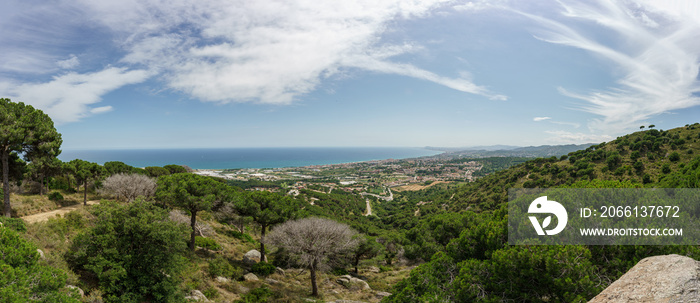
266, 217, 358, 296
99, 173, 156, 202
169, 210, 214, 237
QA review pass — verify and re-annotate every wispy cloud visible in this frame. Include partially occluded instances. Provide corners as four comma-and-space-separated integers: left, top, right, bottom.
524, 0, 700, 133
533, 116, 551, 121
0, 67, 150, 123
5, 0, 507, 111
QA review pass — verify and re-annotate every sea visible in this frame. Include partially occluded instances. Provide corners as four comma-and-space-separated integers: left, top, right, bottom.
58, 147, 442, 170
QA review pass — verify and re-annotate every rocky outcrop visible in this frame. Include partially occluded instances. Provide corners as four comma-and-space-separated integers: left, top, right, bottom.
589, 254, 700, 303
336, 275, 371, 291
243, 273, 259, 282
243, 249, 261, 264
184, 290, 209, 301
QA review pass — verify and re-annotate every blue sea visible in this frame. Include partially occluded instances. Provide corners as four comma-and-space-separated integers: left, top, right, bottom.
58, 147, 442, 169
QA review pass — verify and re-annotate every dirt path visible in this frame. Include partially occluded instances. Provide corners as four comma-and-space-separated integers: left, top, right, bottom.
364, 199, 372, 216
21, 200, 100, 224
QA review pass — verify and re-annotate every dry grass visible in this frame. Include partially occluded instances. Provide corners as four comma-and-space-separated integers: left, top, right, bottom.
7, 190, 101, 217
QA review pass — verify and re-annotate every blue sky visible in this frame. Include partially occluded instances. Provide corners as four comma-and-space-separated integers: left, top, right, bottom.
1, 0, 700, 149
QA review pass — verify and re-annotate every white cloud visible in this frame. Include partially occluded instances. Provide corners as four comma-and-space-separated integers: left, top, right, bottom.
0, 67, 150, 123
534, 116, 551, 121
523, 0, 700, 134
77, 0, 504, 104
56, 55, 80, 69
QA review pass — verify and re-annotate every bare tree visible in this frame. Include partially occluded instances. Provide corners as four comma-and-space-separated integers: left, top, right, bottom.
99, 173, 157, 202
215, 202, 252, 233
266, 217, 358, 297
169, 210, 214, 237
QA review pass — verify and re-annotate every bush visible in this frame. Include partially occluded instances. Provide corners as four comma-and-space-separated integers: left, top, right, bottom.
48, 191, 64, 202
195, 236, 222, 251
251, 262, 276, 277
208, 256, 241, 279
66, 200, 189, 302
0, 217, 26, 232
0, 226, 79, 302
235, 286, 276, 303
669, 152, 681, 162
224, 229, 256, 243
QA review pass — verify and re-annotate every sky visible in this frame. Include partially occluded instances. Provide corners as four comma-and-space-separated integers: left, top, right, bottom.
1, 0, 700, 149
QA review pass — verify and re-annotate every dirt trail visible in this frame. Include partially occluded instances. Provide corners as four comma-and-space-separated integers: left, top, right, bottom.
364, 199, 372, 216
21, 200, 100, 224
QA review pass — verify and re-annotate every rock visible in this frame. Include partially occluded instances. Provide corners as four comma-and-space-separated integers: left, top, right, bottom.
243, 273, 259, 282
265, 278, 279, 284
215, 276, 230, 283
375, 291, 392, 299
275, 267, 286, 276
37, 249, 45, 260
333, 300, 368, 303
367, 266, 380, 273
336, 275, 371, 291
238, 285, 250, 294
589, 254, 700, 303
66, 285, 84, 297
242, 249, 261, 264
184, 290, 209, 301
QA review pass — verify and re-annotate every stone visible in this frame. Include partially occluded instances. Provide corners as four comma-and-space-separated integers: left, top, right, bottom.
215, 276, 230, 283
37, 249, 45, 260
375, 291, 392, 299
589, 254, 700, 303
66, 285, 84, 297
242, 249, 261, 264
336, 275, 371, 291
275, 267, 286, 276
265, 278, 279, 284
243, 273, 259, 282
184, 290, 209, 301
367, 266, 380, 273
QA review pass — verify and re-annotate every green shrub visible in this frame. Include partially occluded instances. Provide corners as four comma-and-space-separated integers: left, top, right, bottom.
251, 262, 276, 277
235, 286, 276, 303
48, 191, 64, 202
0, 217, 26, 232
331, 267, 349, 276
208, 256, 241, 279
224, 229, 256, 243
669, 152, 681, 162
195, 236, 222, 251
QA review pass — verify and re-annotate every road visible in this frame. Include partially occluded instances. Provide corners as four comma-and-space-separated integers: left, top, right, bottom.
21, 200, 100, 224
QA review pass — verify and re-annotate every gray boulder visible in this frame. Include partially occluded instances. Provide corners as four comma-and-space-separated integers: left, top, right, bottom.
336, 275, 371, 291
243, 249, 261, 264
215, 276, 230, 283
244, 273, 259, 282
37, 249, 45, 260
589, 254, 700, 303
184, 290, 209, 301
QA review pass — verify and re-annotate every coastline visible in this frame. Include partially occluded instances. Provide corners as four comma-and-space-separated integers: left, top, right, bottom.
59, 147, 444, 170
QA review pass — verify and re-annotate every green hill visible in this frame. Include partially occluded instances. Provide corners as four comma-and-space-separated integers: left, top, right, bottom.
384, 123, 700, 302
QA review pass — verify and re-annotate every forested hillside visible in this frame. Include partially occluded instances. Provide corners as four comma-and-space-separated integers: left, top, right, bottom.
383, 123, 700, 302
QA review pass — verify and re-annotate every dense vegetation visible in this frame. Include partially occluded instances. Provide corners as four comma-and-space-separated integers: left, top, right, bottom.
3, 96, 700, 303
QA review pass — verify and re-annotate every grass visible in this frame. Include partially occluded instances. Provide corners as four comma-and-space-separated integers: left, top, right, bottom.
7, 189, 100, 217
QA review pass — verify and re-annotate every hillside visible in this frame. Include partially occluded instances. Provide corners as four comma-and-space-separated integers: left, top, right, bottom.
384, 123, 700, 302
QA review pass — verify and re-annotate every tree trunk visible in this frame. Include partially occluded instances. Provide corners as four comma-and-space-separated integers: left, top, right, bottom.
310, 263, 318, 297
354, 256, 360, 274
2, 150, 11, 217
39, 174, 45, 196
260, 225, 267, 262
190, 210, 197, 251
83, 179, 88, 205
